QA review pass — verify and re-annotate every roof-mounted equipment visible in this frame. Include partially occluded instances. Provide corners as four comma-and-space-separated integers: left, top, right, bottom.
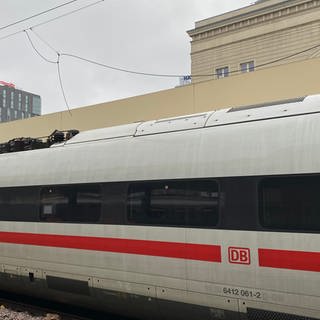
0, 129, 79, 154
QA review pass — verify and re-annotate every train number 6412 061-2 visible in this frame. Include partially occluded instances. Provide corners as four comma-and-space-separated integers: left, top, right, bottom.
223, 287, 262, 299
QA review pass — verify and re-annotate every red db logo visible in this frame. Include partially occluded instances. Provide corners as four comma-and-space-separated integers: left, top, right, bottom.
228, 247, 251, 265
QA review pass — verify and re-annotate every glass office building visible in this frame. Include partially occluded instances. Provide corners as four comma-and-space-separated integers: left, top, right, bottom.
0, 83, 41, 123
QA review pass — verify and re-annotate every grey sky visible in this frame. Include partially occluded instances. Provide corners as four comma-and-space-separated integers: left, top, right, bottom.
0, 0, 253, 114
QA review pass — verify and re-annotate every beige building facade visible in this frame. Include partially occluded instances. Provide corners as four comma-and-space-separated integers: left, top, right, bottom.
188, 0, 320, 83
1, 56, 320, 143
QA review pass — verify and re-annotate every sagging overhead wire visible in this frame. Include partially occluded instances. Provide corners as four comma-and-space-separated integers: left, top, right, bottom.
60, 41, 320, 78
25, 26, 320, 115
30, 28, 320, 79
25, 29, 71, 115
60, 53, 184, 78
6, 0, 105, 115
24, 30, 58, 64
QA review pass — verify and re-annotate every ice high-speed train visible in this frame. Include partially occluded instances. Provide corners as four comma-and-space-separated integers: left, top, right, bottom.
0, 95, 319, 320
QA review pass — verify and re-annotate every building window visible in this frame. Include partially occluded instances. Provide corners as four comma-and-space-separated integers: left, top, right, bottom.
260, 176, 320, 231
2, 89, 6, 108
10, 92, 14, 108
14, 110, 18, 119
6, 109, 10, 121
127, 179, 219, 227
240, 61, 255, 73
18, 93, 21, 110
216, 66, 229, 79
32, 96, 41, 115
25, 95, 29, 111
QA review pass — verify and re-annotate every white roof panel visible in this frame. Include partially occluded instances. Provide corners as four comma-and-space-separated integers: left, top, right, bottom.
135, 112, 213, 136
66, 122, 141, 145
206, 95, 320, 127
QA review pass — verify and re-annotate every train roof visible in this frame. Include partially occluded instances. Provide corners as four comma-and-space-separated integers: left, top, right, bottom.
63, 94, 320, 146
1, 94, 320, 187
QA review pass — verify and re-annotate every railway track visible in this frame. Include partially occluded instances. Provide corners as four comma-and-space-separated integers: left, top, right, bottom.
0, 290, 132, 320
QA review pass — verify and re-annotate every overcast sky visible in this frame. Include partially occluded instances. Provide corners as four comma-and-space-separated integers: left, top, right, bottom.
0, 0, 253, 114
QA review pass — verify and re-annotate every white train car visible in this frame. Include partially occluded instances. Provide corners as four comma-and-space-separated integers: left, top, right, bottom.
0, 95, 319, 320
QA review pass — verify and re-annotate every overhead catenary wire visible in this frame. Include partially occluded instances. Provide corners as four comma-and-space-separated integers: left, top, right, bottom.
60, 53, 185, 78
14, 25, 320, 79
2, 0, 105, 115
57, 54, 72, 115
30, 28, 59, 54
249, 44, 320, 70
0, 0, 81, 33
1, 0, 320, 79
0, 0, 104, 42
31, 0, 104, 29
59, 41, 320, 78
0, 30, 22, 42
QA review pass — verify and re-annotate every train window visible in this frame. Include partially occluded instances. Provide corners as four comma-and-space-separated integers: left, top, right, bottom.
127, 180, 219, 227
0, 187, 40, 221
260, 176, 320, 231
40, 184, 101, 223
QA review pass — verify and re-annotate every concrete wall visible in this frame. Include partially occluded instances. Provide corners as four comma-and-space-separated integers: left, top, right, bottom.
0, 57, 320, 143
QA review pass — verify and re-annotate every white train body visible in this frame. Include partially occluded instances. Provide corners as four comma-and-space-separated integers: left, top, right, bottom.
0, 95, 319, 319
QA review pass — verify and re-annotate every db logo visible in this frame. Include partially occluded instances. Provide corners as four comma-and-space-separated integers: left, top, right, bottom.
228, 247, 251, 265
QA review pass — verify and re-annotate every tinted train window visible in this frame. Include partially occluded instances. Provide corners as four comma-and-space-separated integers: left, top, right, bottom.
40, 184, 101, 222
127, 180, 219, 227
260, 176, 320, 231
0, 187, 39, 221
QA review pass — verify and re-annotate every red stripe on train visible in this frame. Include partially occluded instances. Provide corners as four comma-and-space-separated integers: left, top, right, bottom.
259, 248, 320, 272
0, 231, 221, 262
